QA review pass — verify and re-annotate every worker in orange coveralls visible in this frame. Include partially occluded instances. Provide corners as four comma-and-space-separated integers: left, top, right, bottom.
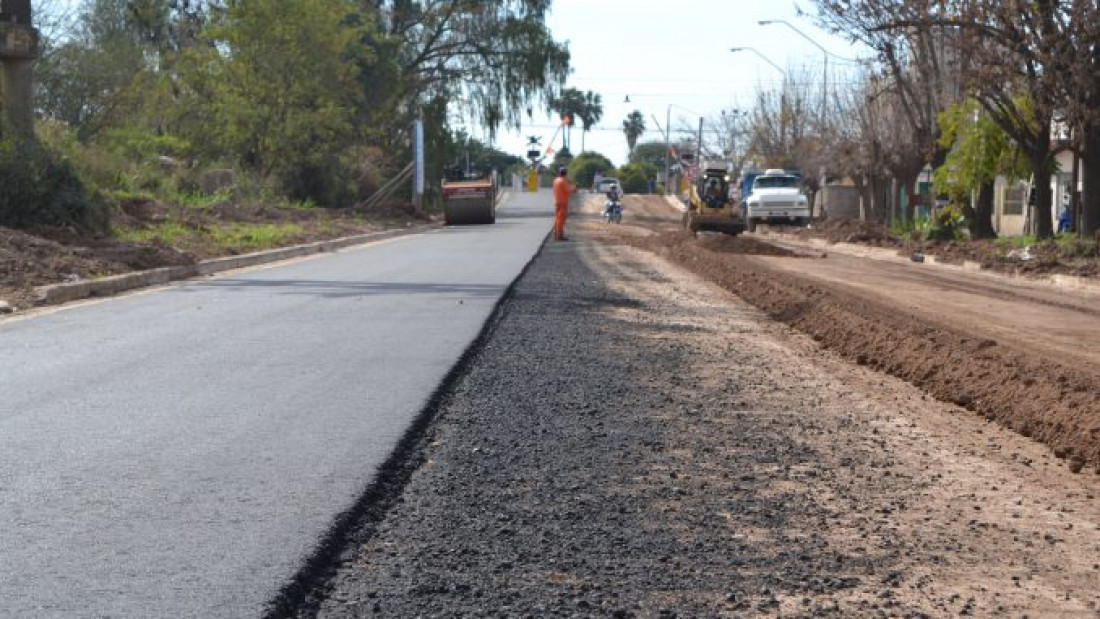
552, 166, 576, 241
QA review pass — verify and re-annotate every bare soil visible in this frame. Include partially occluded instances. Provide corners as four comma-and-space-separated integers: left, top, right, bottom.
614, 195, 1100, 472
295, 195, 1100, 617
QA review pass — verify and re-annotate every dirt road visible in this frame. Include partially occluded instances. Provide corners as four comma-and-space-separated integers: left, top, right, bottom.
284, 194, 1100, 617
614, 195, 1100, 471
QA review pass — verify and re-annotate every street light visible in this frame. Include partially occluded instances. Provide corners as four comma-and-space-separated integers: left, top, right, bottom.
729, 47, 786, 78
758, 20, 830, 126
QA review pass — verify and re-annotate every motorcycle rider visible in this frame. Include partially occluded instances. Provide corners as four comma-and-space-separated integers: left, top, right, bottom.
604, 182, 623, 218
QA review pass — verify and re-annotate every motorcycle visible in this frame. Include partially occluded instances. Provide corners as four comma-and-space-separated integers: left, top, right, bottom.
603, 198, 623, 224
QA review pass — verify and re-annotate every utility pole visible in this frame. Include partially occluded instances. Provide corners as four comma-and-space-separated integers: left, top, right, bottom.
665, 105, 671, 192
0, 0, 38, 142
697, 117, 704, 164
413, 113, 424, 210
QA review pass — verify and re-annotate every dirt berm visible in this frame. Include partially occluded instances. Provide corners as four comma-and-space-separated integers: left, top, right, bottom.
628, 230, 1100, 473
281, 203, 1100, 617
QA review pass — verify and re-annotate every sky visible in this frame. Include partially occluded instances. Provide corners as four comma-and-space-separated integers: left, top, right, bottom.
479, 0, 872, 167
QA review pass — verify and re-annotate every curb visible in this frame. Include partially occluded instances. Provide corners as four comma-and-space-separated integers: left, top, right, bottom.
35, 224, 439, 306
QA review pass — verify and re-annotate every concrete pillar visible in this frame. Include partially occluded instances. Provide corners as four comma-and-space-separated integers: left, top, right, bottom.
0, 7, 38, 142
1, 55, 33, 137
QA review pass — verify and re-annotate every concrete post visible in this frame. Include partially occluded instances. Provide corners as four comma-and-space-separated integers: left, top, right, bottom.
0, 12, 38, 142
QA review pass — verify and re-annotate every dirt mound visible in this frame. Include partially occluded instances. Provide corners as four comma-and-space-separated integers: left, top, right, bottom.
696, 232, 799, 256
632, 231, 798, 257
0, 228, 137, 308
793, 218, 902, 246
624, 234, 1100, 472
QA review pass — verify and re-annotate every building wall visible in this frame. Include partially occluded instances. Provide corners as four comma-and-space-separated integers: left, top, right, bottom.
992, 150, 1077, 237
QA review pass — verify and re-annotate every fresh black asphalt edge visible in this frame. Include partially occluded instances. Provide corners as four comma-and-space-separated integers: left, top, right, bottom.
261, 232, 551, 619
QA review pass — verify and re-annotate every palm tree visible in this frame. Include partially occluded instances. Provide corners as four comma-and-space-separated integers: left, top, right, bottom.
549, 88, 586, 153
623, 110, 646, 154
579, 91, 603, 152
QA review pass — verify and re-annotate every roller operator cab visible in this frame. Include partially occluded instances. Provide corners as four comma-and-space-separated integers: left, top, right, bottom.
683, 160, 746, 236
743, 168, 810, 232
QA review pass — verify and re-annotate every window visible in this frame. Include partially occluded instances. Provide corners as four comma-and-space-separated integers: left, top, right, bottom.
1003, 184, 1026, 215
754, 176, 799, 189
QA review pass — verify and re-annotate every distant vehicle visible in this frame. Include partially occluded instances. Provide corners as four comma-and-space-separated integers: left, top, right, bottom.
596, 177, 621, 194
683, 159, 746, 235
742, 168, 810, 232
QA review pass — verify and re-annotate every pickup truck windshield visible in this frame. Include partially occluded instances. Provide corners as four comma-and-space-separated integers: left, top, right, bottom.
754, 176, 799, 189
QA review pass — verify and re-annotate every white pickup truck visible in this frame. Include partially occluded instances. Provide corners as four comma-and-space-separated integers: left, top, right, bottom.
743, 168, 810, 232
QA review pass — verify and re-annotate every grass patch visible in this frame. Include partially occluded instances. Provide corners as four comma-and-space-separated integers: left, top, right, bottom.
116, 220, 193, 245
1055, 235, 1099, 258
168, 188, 236, 210
994, 235, 1036, 249
209, 223, 304, 253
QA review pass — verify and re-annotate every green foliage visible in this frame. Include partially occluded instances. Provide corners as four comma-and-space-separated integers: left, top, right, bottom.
28, 0, 574, 226
934, 99, 1028, 202
116, 220, 192, 245
386, 1, 570, 137
209, 223, 304, 252
623, 110, 646, 154
1055, 236, 1099, 258
445, 131, 523, 174
549, 88, 603, 152
0, 137, 104, 232
629, 141, 670, 173
889, 217, 913, 237
175, 0, 372, 206
117, 220, 303, 254
567, 152, 614, 188
927, 204, 967, 241
618, 162, 657, 194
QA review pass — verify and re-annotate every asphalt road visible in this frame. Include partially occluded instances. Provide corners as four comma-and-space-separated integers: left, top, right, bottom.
0, 190, 553, 617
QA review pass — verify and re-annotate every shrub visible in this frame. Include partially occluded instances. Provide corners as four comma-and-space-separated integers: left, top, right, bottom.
0, 137, 105, 232
617, 162, 656, 194
566, 152, 614, 188
927, 204, 967, 241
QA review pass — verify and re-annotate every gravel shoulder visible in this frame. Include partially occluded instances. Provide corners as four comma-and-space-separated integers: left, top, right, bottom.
292, 201, 1100, 617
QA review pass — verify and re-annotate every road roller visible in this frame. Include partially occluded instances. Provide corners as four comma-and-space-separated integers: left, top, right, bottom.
442, 168, 497, 225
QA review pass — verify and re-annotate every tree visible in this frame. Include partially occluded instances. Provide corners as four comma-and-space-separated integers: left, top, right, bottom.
36, 0, 220, 142
567, 151, 614, 189
1034, 2, 1100, 236
629, 141, 668, 172
550, 89, 604, 152
743, 67, 830, 207
366, 0, 570, 138
711, 108, 748, 165
934, 99, 1028, 239
622, 110, 646, 154
175, 0, 374, 205
445, 130, 523, 175
948, 2, 1061, 239
578, 91, 604, 152
618, 162, 657, 194
814, 0, 966, 226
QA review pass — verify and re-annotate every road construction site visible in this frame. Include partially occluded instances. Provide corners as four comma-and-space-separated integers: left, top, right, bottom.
288, 193, 1100, 617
